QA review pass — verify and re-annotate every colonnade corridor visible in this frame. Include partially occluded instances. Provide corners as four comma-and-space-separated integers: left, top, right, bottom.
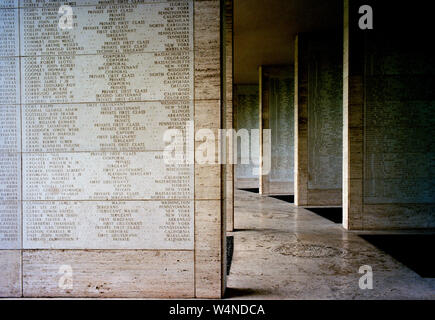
226, 190, 435, 299
224, 0, 435, 300
0, 0, 434, 303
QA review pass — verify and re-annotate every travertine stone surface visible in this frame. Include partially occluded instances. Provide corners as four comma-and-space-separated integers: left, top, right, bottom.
307, 35, 342, 191
294, 36, 308, 206
294, 33, 342, 207
0, 201, 20, 249
23, 250, 194, 298
194, 100, 221, 201
195, 200, 223, 298
343, 0, 364, 229
0, 0, 22, 297
21, 53, 194, 103
0, 0, 224, 298
0, 250, 21, 297
259, 65, 294, 195
193, 0, 224, 298
228, 189, 435, 299
22, 152, 194, 201
23, 200, 194, 250
0, 155, 21, 195
22, 101, 194, 152
14, 0, 195, 250
364, 42, 435, 205
0, 0, 17, 8
234, 85, 259, 188
343, 0, 435, 230
224, 0, 234, 233
194, 0, 220, 101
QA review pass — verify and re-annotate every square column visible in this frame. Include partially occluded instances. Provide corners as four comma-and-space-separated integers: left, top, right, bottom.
223, 0, 234, 232
343, 0, 365, 229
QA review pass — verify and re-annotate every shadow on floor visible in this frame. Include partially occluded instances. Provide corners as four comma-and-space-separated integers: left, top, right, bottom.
269, 195, 294, 203
233, 228, 279, 232
224, 287, 273, 299
226, 236, 234, 276
360, 234, 435, 278
238, 188, 259, 194
305, 207, 343, 224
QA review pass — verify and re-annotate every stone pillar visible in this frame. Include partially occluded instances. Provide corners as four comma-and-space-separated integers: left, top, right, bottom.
343, 0, 435, 230
259, 66, 269, 195
294, 33, 343, 207
294, 35, 308, 206
343, 0, 365, 229
194, 0, 225, 298
0, 0, 21, 297
223, 0, 234, 232
259, 66, 294, 196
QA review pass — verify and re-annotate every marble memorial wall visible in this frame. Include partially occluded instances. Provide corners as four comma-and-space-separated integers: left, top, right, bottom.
259, 66, 294, 195
269, 75, 294, 185
364, 37, 435, 205
294, 33, 342, 207
234, 85, 259, 187
307, 37, 342, 191
343, 0, 435, 229
0, 0, 223, 298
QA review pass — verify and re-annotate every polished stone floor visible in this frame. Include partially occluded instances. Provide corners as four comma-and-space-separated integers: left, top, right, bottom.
225, 189, 435, 300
